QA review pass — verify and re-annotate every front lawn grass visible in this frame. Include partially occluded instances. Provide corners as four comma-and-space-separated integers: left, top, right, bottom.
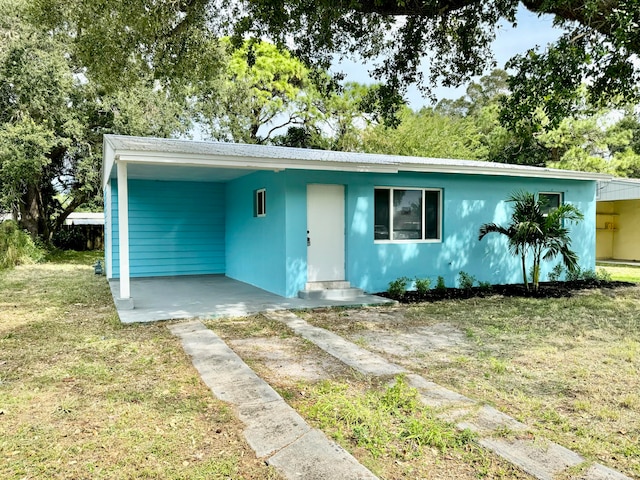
598, 263, 640, 283
0, 252, 279, 479
307, 288, 640, 478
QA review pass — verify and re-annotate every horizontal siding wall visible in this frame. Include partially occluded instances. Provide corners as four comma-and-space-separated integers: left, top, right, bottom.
111, 179, 225, 278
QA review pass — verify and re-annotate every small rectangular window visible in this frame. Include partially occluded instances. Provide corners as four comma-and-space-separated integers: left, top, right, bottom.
539, 192, 561, 216
374, 187, 442, 242
374, 188, 390, 240
254, 189, 266, 217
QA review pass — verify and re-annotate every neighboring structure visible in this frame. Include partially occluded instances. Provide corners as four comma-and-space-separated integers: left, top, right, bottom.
58, 212, 105, 250
596, 177, 640, 261
63, 212, 105, 226
102, 135, 608, 308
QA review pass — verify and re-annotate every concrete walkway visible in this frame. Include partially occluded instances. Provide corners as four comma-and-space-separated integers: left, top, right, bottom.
110, 275, 393, 323
170, 312, 633, 480
169, 320, 378, 480
264, 311, 632, 480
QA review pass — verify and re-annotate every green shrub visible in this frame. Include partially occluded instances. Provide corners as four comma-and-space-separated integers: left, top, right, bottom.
387, 276, 409, 298
580, 268, 599, 281
435, 276, 446, 292
566, 266, 611, 282
414, 277, 431, 295
566, 266, 582, 282
478, 280, 493, 292
0, 220, 46, 270
457, 271, 476, 289
596, 267, 612, 282
548, 263, 564, 282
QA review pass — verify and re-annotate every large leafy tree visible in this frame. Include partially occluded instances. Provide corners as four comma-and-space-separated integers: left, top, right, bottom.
197, 39, 319, 144
0, 0, 193, 240
29, 0, 640, 117
363, 106, 486, 159
275, 81, 399, 151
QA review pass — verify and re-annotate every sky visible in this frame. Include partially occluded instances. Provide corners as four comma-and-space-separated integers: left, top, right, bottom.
333, 6, 565, 109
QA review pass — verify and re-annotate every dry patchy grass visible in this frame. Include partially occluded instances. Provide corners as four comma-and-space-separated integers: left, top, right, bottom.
0, 253, 278, 479
306, 288, 640, 478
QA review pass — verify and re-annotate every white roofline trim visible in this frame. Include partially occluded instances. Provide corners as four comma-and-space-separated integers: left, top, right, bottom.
398, 164, 610, 180
114, 152, 399, 175
102, 138, 116, 189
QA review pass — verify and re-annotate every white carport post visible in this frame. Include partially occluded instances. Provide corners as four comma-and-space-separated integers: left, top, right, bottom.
116, 161, 133, 308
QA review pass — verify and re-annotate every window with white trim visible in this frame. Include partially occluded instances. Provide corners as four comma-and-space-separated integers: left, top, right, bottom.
254, 188, 266, 217
374, 187, 442, 241
539, 192, 562, 216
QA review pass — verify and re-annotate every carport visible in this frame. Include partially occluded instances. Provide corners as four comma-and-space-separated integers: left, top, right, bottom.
108, 274, 393, 323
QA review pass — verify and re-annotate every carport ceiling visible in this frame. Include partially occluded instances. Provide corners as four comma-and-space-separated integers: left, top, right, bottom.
120, 163, 255, 183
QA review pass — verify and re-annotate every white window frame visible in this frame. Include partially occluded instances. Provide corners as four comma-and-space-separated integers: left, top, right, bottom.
255, 188, 266, 217
374, 187, 442, 243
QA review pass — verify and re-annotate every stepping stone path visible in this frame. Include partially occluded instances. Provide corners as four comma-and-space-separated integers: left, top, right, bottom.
170, 312, 633, 480
263, 311, 633, 480
169, 321, 377, 480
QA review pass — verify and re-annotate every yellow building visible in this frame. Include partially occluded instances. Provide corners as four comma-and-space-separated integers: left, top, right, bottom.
596, 178, 640, 261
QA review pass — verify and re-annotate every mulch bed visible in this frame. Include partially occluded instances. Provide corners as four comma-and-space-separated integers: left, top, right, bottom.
377, 280, 637, 303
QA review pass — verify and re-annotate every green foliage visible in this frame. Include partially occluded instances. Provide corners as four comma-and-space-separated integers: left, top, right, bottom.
0, 220, 46, 269
457, 271, 476, 290
198, 38, 317, 144
28, 0, 640, 134
567, 267, 613, 282
363, 106, 486, 159
597, 268, 613, 282
435, 276, 447, 292
479, 191, 584, 291
414, 277, 431, 295
0, 0, 194, 240
548, 263, 565, 282
0, 117, 56, 209
303, 376, 476, 460
387, 277, 409, 298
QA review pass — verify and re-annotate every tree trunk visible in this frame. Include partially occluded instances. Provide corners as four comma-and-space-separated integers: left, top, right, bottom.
521, 253, 529, 291
18, 184, 49, 240
532, 250, 542, 292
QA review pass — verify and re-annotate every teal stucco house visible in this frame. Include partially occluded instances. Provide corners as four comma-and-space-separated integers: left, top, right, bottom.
102, 135, 607, 307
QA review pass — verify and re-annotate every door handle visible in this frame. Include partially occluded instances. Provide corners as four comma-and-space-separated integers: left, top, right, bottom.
307, 230, 311, 246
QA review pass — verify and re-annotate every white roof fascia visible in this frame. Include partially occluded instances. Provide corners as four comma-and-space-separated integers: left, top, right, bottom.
102, 137, 116, 189
597, 177, 640, 201
112, 151, 400, 174
401, 163, 611, 181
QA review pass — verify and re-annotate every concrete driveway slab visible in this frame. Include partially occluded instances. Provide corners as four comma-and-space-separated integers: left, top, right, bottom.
267, 429, 378, 480
111, 275, 394, 323
238, 400, 311, 458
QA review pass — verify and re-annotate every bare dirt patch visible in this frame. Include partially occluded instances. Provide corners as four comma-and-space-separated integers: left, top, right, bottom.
352, 323, 467, 358
228, 336, 348, 382
302, 307, 469, 362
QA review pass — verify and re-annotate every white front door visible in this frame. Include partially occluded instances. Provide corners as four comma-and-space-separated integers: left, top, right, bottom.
307, 184, 345, 282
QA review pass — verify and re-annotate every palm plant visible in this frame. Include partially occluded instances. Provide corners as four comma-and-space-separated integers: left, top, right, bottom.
478, 191, 584, 292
